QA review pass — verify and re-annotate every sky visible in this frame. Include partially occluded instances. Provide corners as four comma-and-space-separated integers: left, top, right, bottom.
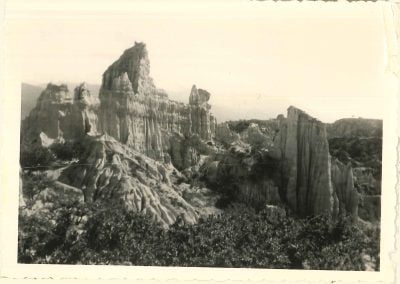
4, 0, 397, 122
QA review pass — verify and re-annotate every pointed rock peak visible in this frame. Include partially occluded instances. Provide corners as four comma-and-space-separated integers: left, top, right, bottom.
74, 82, 89, 96
74, 82, 95, 105
287, 105, 322, 124
189, 84, 211, 106
101, 41, 155, 94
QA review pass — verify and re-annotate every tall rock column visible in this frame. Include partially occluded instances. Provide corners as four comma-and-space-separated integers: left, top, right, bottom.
99, 42, 216, 163
274, 106, 334, 217
189, 85, 215, 141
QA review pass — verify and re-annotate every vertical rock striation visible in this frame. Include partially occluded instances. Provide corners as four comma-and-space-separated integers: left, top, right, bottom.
271, 106, 359, 219
272, 106, 334, 217
331, 159, 359, 220
99, 42, 216, 165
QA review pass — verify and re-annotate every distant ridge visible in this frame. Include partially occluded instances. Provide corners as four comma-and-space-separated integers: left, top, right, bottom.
21, 83, 44, 120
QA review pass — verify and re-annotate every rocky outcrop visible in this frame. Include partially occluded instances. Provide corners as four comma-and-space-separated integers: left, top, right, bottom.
271, 106, 334, 217
21, 83, 99, 147
331, 159, 358, 221
189, 85, 216, 140
240, 123, 274, 151
327, 131, 382, 222
168, 133, 216, 170
215, 123, 240, 146
201, 140, 282, 209
267, 106, 360, 220
58, 134, 218, 227
20, 42, 374, 224
99, 43, 216, 166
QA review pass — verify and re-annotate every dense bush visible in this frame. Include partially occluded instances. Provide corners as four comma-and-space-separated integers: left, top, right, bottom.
328, 137, 382, 178
227, 119, 279, 135
18, 202, 380, 270
20, 140, 86, 169
50, 140, 85, 161
20, 171, 54, 208
20, 145, 56, 169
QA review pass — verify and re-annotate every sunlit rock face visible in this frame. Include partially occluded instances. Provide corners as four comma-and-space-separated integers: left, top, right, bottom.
21, 83, 99, 147
99, 42, 216, 165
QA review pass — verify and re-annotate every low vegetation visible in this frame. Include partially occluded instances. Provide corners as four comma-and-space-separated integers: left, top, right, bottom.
20, 140, 85, 169
18, 200, 379, 270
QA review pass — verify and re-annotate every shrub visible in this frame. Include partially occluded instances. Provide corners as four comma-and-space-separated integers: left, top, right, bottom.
20, 145, 55, 169
21, 171, 54, 208
18, 202, 380, 270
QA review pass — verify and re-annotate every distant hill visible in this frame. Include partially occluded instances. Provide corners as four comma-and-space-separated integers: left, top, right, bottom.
326, 118, 382, 138
21, 82, 101, 120
21, 83, 44, 120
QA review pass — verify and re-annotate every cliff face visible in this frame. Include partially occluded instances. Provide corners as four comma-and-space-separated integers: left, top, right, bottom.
269, 106, 360, 219
21, 83, 99, 147
99, 43, 216, 165
272, 106, 334, 217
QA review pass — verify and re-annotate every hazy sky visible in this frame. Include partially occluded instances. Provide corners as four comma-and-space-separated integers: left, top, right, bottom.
5, 0, 396, 122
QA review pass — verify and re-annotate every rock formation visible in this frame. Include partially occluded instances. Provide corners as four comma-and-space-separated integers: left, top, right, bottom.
21, 83, 99, 147
215, 123, 240, 146
271, 106, 334, 217
240, 123, 274, 151
20, 42, 376, 225
59, 134, 218, 227
99, 42, 216, 165
331, 159, 358, 220
270, 106, 360, 219
328, 130, 382, 222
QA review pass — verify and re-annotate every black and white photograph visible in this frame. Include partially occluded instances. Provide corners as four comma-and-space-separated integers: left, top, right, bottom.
1, 0, 399, 282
